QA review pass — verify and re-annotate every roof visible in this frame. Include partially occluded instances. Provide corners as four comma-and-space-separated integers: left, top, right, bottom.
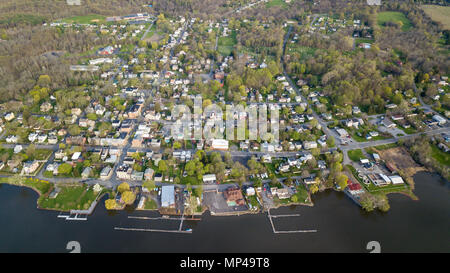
202, 174, 217, 182
161, 185, 175, 207
389, 175, 404, 184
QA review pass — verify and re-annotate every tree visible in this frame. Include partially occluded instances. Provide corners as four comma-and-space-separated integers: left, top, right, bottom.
291, 194, 299, 203
310, 184, 319, 194
360, 193, 375, 212
58, 163, 72, 175
158, 160, 168, 174
194, 185, 203, 198
117, 182, 130, 193
37, 75, 51, 87
68, 125, 81, 136
336, 174, 348, 190
105, 199, 117, 210
121, 191, 136, 205
143, 180, 155, 190
26, 143, 36, 159
326, 136, 335, 147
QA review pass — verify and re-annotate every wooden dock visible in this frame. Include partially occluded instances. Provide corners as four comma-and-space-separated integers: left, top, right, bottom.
267, 209, 317, 234
114, 227, 192, 234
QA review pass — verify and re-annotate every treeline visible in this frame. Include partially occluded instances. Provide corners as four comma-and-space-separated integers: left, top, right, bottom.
0, 25, 115, 102
404, 136, 450, 181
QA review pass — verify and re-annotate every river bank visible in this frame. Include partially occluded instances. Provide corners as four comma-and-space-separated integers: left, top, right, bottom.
0, 170, 448, 252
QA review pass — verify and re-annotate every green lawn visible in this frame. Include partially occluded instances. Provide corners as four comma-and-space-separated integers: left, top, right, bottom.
144, 198, 158, 209
430, 144, 450, 166
355, 38, 374, 45
0, 177, 53, 195
348, 149, 367, 162
61, 15, 106, 25
266, 0, 288, 8
287, 45, 317, 61
377, 11, 412, 31
38, 184, 99, 211
217, 31, 237, 56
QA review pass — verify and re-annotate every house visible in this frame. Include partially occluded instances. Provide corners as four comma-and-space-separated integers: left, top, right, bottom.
81, 167, 92, 178
71, 152, 81, 161
246, 187, 255, 196
373, 153, 381, 162
318, 160, 326, 169
131, 170, 144, 181
202, 174, 217, 184
22, 161, 39, 175
100, 166, 112, 180
144, 168, 155, 180
161, 185, 175, 208
116, 165, 132, 179
303, 141, 317, 149
261, 154, 272, 163
4, 112, 15, 122
336, 128, 349, 138
224, 187, 245, 206
211, 139, 229, 150
277, 188, 291, 199
432, 114, 446, 126
346, 179, 364, 195
279, 164, 290, 173
6, 135, 18, 143
381, 118, 396, 128
261, 142, 275, 153
391, 115, 404, 121
40, 102, 53, 112
13, 145, 23, 154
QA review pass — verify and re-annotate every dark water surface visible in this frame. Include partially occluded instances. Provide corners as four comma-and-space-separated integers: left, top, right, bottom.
0, 172, 448, 253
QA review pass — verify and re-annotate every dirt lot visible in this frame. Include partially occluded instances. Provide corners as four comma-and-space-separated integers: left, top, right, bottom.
376, 146, 426, 187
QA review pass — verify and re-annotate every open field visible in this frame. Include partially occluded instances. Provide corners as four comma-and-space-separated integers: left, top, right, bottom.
38, 184, 99, 211
348, 149, 366, 162
421, 5, 450, 30
377, 11, 412, 31
217, 31, 237, 56
430, 144, 450, 166
377, 146, 426, 189
266, 0, 288, 8
61, 14, 106, 24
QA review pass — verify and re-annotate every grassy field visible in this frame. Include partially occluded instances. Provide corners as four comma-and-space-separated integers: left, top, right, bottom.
377, 11, 412, 31
61, 14, 106, 24
421, 5, 450, 30
348, 149, 367, 162
266, 0, 288, 8
38, 184, 99, 211
286, 44, 317, 61
430, 144, 450, 166
217, 31, 237, 56
0, 177, 53, 195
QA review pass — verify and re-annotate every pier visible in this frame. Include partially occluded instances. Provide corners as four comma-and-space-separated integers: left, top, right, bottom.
114, 227, 192, 234
267, 209, 317, 234
115, 212, 198, 233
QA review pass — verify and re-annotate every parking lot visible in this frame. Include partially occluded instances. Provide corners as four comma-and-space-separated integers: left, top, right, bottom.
203, 190, 248, 214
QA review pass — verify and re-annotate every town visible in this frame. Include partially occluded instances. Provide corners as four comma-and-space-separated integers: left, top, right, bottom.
0, 0, 448, 227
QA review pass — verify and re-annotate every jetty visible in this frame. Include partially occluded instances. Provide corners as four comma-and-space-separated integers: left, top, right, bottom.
267, 209, 317, 234
114, 227, 192, 234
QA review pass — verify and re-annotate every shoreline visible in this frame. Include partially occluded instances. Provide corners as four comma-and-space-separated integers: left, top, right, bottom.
1, 168, 444, 216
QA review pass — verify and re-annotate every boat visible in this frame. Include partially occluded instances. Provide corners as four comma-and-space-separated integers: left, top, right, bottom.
185, 228, 192, 232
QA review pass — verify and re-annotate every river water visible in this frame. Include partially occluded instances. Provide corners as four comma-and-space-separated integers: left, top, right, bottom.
0, 172, 448, 253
